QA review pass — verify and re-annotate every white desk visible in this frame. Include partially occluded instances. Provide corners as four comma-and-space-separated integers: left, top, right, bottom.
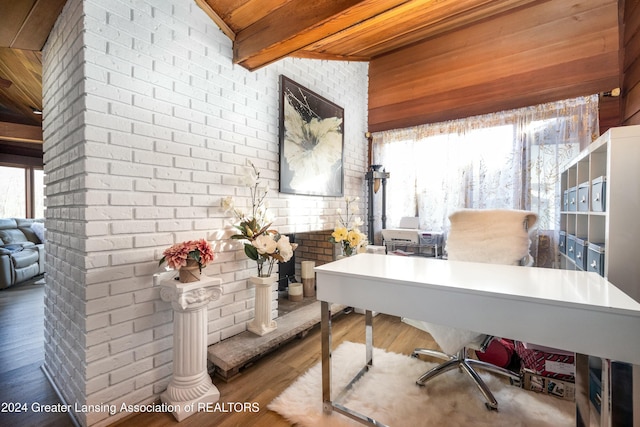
315, 254, 640, 426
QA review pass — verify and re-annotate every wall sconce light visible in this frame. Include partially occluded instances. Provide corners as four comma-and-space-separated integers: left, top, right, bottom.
32, 107, 43, 115
370, 164, 383, 193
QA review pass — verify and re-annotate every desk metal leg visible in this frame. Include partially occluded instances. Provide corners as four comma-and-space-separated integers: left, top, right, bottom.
575, 353, 590, 427
321, 301, 332, 414
365, 309, 373, 367
320, 303, 388, 426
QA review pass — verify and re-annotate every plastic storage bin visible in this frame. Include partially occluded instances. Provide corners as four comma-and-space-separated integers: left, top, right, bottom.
574, 237, 588, 270
577, 182, 589, 211
567, 235, 576, 262
558, 231, 566, 254
587, 242, 605, 277
568, 187, 577, 212
591, 176, 606, 212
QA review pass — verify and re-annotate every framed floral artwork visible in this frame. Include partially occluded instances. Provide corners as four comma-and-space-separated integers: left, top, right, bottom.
279, 75, 344, 196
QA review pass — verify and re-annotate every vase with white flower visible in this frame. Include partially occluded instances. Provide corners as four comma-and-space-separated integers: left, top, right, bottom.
329, 196, 368, 258
222, 161, 298, 335
158, 239, 215, 283
223, 161, 298, 277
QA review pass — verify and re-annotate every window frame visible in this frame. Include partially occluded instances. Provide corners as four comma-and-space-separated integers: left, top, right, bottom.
0, 159, 44, 219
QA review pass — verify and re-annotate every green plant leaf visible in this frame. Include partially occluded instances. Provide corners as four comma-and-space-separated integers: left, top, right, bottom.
244, 243, 259, 260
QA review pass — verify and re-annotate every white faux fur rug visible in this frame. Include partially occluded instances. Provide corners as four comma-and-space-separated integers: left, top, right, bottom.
269, 342, 573, 427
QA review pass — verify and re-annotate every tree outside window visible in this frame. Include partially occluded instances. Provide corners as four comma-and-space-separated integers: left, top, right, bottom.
0, 165, 45, 218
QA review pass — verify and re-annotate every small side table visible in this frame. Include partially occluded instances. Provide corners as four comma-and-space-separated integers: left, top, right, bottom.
159, 275, 223, 421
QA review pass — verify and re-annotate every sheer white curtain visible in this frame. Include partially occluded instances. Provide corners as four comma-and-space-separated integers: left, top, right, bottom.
372, 95, 599, 267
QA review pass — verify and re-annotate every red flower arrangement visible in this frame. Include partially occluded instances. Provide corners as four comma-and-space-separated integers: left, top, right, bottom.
159, 239, 215, 272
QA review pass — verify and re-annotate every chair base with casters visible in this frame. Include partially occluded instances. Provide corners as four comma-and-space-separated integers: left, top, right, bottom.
411, 343, 522, 411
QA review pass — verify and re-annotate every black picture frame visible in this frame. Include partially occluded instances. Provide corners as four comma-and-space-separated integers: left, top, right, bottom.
279, 75, 344, 196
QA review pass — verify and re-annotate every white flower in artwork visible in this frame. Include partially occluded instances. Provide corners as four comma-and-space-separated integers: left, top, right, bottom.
283, 97, 343, 192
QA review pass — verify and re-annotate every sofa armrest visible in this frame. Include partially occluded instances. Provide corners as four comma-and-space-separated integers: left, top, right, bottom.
0, 255, 12, 289
28, 244, 45, 275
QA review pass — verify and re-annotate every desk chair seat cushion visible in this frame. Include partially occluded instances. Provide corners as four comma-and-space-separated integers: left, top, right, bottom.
446, 209, 538, 265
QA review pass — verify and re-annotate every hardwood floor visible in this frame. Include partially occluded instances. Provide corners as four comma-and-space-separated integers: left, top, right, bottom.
0, 279, 437, 427
0, 278, 75, 427
114, 312, 437, 427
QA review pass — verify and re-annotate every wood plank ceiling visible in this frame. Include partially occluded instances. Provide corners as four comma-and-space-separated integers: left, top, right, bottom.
0, 0, 622, 159
198, 0, 540, 70
0, 0, 67, 160
201, 0, 621, 132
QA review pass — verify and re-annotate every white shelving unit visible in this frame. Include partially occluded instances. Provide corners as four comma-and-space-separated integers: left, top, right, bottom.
559, 125, 640, 303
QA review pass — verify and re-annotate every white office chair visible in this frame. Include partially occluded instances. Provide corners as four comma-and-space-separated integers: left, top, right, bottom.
406, 209, 538, 410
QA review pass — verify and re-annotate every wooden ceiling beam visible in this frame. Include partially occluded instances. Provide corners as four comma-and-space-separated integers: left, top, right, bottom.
232, 0, 411, 70
288, 50, 369, 62
302, 0, 540, 58
195, 0, 236, 40
0, 142, 43, 165
0, 122, 43, 143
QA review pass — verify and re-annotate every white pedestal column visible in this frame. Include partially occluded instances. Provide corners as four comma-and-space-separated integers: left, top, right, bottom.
247, 275, 277, 336
159, 275, 223, 422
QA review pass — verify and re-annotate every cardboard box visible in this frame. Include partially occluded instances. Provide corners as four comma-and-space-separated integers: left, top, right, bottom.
522, 369, 575, 401
515, 341, 575, 381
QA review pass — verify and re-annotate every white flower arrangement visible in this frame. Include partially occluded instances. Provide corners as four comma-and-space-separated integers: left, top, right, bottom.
223, 161, 297, 277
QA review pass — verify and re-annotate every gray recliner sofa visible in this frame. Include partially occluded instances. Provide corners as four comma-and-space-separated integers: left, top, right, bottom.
0, 218, 45, 289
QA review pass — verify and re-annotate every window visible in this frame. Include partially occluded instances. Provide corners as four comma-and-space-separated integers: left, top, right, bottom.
0, 165, 45, 218
372, 95, 599, 265
33, 169, 45, 218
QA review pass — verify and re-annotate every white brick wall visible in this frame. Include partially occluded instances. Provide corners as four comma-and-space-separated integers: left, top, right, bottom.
43, 0, 368, 426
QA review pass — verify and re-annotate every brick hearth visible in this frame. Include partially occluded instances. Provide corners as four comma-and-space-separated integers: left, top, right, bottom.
293, 229, 336, 273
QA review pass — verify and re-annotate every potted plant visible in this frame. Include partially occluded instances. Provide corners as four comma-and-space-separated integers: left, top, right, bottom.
223, 161, 297, 277
329, 196, 368, 257
223, 161, 297, 335
158, 239, 215, 283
